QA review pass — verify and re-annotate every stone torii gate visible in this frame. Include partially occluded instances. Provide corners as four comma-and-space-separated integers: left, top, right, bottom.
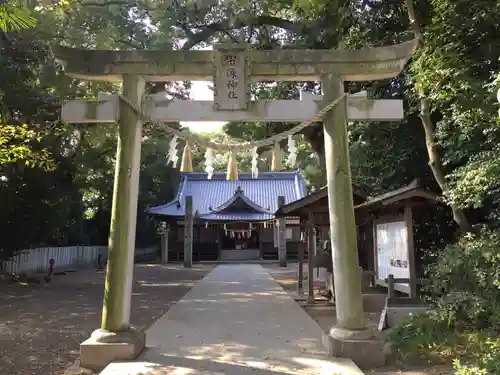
54, 40, 416, 371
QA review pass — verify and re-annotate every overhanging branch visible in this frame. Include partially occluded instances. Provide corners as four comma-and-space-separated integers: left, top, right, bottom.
181, 15, 308, 50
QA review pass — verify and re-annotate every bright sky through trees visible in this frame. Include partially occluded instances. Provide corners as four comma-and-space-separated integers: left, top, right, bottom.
180, 44, 226, 134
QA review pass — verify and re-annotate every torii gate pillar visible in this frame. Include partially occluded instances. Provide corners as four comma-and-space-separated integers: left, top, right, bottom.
322, 73, 364, 330
320, 74, 389, 368
79, 75, 146, 371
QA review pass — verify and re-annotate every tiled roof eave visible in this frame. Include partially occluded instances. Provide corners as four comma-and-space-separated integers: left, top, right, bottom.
200, 218, 275, 223
147, 200, 181, 215
198, 212, 275, 222
210, 192, 273, 215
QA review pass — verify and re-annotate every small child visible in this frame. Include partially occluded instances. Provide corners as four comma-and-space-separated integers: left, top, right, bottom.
44, 258, 55, 282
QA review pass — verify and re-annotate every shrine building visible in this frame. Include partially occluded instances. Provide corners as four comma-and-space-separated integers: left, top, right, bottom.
148, 169, 442, 292
148, 171, 307, 262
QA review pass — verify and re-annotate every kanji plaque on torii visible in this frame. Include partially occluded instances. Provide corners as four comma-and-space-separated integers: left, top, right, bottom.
213, 43, 250, 111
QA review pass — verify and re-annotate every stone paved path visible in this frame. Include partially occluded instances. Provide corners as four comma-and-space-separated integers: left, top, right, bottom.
100, 264, 363, 375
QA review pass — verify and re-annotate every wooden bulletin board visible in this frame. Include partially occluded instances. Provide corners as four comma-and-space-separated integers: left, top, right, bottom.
373, 207, 417, 296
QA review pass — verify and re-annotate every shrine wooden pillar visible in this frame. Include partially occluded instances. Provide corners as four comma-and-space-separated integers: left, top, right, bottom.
160, 225, 169, 265
277, 196, 287, 267
307, 211, 315, 304
216, 223, 222, 260
297, 218, 305, 293
273, 221, 278, 258
195, 219, 201, 262
258, 224, 263, 259
184, 195, 193, 268
174, 221, 180, 262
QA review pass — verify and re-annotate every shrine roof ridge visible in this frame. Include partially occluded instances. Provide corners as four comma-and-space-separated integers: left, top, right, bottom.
208, 186, 273, 215
183, 171, 302, 181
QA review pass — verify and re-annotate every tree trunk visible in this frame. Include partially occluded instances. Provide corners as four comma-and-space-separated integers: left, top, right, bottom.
405, 0, 471, 232
419, 97, 471, 232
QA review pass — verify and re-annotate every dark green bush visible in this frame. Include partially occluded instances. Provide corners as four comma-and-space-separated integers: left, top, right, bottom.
387, 229, 500, 374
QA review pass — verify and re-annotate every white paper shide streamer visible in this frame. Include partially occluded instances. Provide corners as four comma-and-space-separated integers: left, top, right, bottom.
204, 148, 215, 179
251, 147, 259, 178
167, 135, 179, 167
286, 135, 298, 168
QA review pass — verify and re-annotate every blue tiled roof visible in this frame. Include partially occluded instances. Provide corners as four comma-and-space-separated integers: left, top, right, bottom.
148, 171, 307, 222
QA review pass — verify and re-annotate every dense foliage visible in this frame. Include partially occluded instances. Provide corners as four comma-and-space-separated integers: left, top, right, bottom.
388, 229, 500, 373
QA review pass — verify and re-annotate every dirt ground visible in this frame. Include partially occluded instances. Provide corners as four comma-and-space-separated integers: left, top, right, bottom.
0, 263, 213, 375
265, 264, 455, 375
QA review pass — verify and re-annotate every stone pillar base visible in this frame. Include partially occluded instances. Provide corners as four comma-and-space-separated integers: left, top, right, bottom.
79, 327, 146, 372
321, 326, 386, 369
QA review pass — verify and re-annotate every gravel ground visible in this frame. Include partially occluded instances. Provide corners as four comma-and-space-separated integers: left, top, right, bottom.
0, 263, 213, 375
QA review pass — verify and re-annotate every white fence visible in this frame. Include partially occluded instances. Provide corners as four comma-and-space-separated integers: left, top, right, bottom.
1, 246, 158, 275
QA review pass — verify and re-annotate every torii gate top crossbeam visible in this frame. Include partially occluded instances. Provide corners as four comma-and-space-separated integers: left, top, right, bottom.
53, 39, 418, 83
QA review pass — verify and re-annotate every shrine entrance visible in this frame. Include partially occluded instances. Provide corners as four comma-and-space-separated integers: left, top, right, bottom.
220, 225, 260, 261
55, 38, 418, 371
220, 223, 261, 261
220, 226, 259, 250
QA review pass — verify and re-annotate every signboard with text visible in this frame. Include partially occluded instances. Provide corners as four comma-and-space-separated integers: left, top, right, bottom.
376, 220, 410, 293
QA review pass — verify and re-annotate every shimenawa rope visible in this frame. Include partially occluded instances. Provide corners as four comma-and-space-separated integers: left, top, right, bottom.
118, 93, 347, 152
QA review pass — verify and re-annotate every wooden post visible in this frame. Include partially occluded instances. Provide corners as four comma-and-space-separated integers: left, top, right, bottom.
387, 274, 395, 299
101, 75, 145, 332
273, 220, 278, 256
161, 227, 169, 265
363, 215, 375, 284
372, 217, 379, 285
404, 206, 417, 298
278, 196, 287, 267
258, 224, 264, 259
184, 195, 193, 268
307, 211, 315, 304
297, 220, 304, 293
322, 73, 364, 330
174, 222, 180, 262
216, 224, 222, 260
195, 220, 201, 262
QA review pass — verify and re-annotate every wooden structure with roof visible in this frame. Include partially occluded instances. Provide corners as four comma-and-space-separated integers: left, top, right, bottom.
148, 171, 307, 262
275, 180, 440, 298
